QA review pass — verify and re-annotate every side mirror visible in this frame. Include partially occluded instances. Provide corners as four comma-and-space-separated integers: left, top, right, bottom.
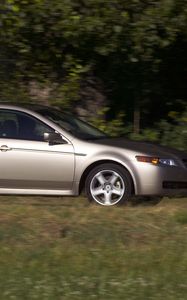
44, 132, 67, 145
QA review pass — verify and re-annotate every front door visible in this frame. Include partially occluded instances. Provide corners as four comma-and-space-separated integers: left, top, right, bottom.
0, 109, 74, 192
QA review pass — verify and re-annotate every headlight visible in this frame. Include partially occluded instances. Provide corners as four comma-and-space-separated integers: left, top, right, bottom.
136, 156, 178, 166
159, 158, 176, 166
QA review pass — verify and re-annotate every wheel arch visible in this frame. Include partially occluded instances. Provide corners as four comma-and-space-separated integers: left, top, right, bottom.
79, 160, 135, 195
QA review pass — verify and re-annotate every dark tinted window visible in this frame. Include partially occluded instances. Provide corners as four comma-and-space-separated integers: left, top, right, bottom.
0, 109, 55, 141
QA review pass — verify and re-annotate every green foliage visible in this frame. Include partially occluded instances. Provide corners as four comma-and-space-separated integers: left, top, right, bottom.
0, 0, 187, 148
131, 109, 187, 150
89, 107, 187, 151
0, 80, 31, 103
49, 59, 90, 109
130, 129, 160, 143
157, 119, 187, 151
89, 108, 127, 137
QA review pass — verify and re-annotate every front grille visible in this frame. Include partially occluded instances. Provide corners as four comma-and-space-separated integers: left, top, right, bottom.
183, 159, 187, 168
163, 181, 187, 189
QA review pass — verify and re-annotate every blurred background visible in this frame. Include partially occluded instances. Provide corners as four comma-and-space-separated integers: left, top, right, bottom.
0, 0, 187, 150
0, 3, 187, 299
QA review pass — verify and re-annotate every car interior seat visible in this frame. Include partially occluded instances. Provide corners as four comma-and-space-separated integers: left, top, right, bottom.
2, 120, 18, 138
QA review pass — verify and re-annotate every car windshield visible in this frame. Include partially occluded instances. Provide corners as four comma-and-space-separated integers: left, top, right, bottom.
35, 107, 108, 140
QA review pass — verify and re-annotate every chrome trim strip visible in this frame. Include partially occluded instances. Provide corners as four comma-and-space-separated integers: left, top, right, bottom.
8, 147, 74, 155
75, 153, 87, 156
2, 147, 86, 156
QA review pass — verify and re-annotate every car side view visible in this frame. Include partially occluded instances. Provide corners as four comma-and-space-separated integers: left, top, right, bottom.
0, 103, 187, 206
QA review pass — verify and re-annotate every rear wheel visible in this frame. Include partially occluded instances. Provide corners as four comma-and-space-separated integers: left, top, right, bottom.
85, 163, 132, 206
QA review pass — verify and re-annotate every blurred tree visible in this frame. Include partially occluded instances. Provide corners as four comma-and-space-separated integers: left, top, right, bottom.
0, 0, 187, 134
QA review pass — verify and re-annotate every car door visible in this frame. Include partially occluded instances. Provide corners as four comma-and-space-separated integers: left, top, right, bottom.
0, 109, 75, 192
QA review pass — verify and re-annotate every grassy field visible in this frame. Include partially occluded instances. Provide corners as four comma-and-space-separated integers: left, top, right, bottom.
0, 196, 187, 300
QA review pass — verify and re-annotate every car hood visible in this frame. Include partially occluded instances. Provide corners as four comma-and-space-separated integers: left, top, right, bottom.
91, 137, 187, 158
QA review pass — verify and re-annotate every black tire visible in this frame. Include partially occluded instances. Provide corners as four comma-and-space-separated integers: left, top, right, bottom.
85, 163, 133, 206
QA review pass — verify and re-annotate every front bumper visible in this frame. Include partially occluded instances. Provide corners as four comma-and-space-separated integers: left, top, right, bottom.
132, 163, 187, 196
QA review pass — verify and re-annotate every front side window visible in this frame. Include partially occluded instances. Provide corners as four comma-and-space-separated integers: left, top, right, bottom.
0, 109, 55, 141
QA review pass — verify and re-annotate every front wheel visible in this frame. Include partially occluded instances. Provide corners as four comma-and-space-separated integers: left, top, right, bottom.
85, 163, 133, 206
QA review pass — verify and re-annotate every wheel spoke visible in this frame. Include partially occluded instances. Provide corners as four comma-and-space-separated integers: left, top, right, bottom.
110, 173, 118, 185
92, 187, 104, 196
112, 186, 123, 196
104, 191, 112, 205
95, 172, 107, 185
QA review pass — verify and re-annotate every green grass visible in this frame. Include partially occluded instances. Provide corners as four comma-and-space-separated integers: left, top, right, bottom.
0, 196, 187, 299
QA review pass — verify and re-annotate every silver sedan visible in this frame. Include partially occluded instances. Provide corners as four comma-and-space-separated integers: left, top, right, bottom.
0, 103, 186, 206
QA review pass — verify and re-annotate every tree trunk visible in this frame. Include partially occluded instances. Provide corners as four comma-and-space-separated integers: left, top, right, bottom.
133, 102, 140, 134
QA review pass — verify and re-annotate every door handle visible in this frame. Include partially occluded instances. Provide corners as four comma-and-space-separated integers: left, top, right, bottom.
0, 145, 12, 152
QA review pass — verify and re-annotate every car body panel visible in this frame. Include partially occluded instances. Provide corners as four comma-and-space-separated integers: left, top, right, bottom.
0, 138, 75, 192
0, 103, 186, 198
72, 138, 187, 193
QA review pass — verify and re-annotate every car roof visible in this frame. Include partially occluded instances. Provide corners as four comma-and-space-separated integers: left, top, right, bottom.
0, 102, 51, 110
0, 102, 67, 114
